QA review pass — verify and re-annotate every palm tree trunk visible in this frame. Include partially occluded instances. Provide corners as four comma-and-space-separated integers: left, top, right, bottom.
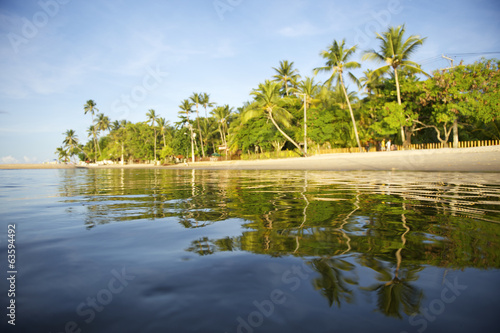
195, 106, 205, 158
153, 128, 157, 162
340, 75, 362, 152
268, 110, 307, 157
452, 117, 458, 148
394, 68, 406, 145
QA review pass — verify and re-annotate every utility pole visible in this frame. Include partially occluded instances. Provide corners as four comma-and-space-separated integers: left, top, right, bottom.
442, 54, 459, 148
442, 54, 454, 69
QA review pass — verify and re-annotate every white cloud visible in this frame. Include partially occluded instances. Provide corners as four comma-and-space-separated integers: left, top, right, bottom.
277, 22, 324, 38
212, 39, 236, 59
23, 156, 38, 163
1, 155, 18, 164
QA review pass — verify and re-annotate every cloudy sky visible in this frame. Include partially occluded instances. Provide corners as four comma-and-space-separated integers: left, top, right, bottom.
1, 0, 499, 163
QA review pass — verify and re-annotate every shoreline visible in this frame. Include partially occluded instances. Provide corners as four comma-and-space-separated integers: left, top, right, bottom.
1, 146, 499, 172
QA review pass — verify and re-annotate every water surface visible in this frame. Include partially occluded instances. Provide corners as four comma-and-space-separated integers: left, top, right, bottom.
1, 169, 499, 333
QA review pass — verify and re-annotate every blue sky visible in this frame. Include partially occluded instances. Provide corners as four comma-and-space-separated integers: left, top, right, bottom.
0, 0, 499, 163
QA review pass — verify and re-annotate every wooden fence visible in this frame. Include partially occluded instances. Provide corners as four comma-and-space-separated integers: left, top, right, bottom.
238, 140, 500, 160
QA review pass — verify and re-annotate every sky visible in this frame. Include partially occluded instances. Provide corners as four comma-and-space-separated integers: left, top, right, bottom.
0, 0, 499, 163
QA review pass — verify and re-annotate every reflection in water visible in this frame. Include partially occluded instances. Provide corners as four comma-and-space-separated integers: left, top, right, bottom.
2, 168, 499, 332
55, 169, 500, 313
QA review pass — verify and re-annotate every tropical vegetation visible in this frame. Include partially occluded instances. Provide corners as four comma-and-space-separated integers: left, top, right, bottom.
56, 25, 500, 164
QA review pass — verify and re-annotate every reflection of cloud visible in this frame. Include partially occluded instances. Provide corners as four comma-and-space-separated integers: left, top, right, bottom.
1, 155, 18, 164
0, 110, 9, 114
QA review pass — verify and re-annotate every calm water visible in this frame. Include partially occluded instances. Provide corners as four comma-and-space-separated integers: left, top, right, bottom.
1, 169, 499, 333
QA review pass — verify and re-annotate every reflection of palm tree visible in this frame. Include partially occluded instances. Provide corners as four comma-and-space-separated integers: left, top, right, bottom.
310, 257, 356, 307
363, 262, 422, 318
362, 201, 422, 318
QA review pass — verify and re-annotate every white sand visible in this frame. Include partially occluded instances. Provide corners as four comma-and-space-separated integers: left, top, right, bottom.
2, 146, 499, 172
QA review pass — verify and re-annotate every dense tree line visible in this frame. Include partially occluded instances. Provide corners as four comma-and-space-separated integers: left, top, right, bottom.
57, 25, 500, 163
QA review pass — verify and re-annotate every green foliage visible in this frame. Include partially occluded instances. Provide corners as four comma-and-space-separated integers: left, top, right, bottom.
63, 30, 499, 161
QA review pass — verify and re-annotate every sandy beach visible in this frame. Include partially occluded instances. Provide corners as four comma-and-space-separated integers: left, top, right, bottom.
2, 146, 499, 172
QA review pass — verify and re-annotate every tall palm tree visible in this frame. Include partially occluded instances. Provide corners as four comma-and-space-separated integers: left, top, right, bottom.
297, 76, 321, 109
272, 60, 301, 96
156, 117, 169, 149
211, 105, 232, 148
242, 80, 307, 156
200, 92, 215, 119
362, 25, 428, 144
178, 99, 194, 125
96, 113, 110, 133
190, 93, 205, 157
84, 100, 99, 162
314, 39, 362, 152
95, 113, 110, 158
146, 109, 158, 162
63, 129, 78, 152
179, 99, 196, 161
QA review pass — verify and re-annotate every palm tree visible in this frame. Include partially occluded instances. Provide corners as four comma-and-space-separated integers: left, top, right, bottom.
272, 60, 301, 96
55, 146, 69, 163
178, 99, 194, 125
146, 109, 158, 162
179, 99, 196, 162
111, 120, 122, 131
211, 105, 232, 148
96, 113, 110, 133
95, 113, 110, 159
200, 92, 215, 119
297, 76, 321, 109
63, 129, 84, 162
156, 117, 169, 149
363, 25, 428, 145
63, 129, 78, 152
242, 80, 307, 156
314, 39, 362, 152
359, 69, 384, 96
84, 100, 99, 162
190, 93, 205, 157
86, 125, 97, 161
